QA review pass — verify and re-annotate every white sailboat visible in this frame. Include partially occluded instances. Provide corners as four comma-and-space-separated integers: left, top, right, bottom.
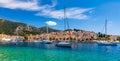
56, 7, 72, 48
98, 20, 117, 46
42, 24, 53, 44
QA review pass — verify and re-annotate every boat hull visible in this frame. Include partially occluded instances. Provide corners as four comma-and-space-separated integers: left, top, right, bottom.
40, 40, 53, 44
45, 42, 53, 44
98, 43, 117, 46
56, 44, 72, 48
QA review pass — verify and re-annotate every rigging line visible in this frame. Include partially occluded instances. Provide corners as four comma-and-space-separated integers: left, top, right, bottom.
101, 23, 105, 34
64, 6, 66, 31
64, 6, 70, 30
105, 19, 107, 35
66, 18, 70, 30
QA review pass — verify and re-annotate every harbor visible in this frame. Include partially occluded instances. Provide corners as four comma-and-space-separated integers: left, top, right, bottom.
0, 42, 120, 61
0, 0, 120, 61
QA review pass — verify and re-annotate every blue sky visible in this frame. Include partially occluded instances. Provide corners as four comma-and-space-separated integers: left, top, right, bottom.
0, 0, 120, 35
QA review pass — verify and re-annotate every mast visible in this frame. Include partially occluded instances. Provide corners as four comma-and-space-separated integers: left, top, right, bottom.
64, 7, 69, 30
63, 6, 70, 41
64, 6, 67, 30
105, 20, 107, 41
63, 6, 66, 41
46, 24, 49, 40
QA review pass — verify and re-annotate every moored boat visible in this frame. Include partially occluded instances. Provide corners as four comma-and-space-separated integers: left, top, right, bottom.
42, 40, 53, 44
56, 7, 72, 48
97, 41, 117, 46
56, 41, 72, 48
97, 20, 117, 46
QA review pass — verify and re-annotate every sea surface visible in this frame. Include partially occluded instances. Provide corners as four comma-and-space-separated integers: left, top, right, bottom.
0, 42, 120, 61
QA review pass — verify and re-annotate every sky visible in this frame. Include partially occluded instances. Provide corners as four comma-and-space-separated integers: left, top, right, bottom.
0, 0, 120, 35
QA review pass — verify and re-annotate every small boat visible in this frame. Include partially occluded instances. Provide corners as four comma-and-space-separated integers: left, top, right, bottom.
13, 38, 23, 42
33, 40, 41, 43
42, 40, 53, 44
10, 39, 17, 43
1, 38, 12, 42
98, 41, 117, 46
56, 41, 72, 48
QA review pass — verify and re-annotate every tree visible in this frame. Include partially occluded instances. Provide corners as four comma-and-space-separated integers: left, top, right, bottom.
117, 37, 120, 41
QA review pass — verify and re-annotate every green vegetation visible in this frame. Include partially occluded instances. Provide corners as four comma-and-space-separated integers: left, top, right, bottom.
96, 32, 111, 40
38, 26, 60, 34
117, 37, 120, 41
0, 18, 26, 35
0, 18, 60, 36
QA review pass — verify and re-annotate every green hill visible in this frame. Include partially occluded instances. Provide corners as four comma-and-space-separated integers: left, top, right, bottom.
39, 26, 60, 34
0, 18, 26, 35
0, 18, 59, 36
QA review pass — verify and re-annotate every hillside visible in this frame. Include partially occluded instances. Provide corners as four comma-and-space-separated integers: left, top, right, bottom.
0, 18, 59, 36
0, 18, 26, 35
38, 26, 60, 33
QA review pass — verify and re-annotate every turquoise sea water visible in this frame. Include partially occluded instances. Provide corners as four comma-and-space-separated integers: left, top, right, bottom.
0, 42, 120, 61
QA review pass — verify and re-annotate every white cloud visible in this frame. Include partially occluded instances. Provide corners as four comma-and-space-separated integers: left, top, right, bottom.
0, 0, 56, 11
36, 8, 93, 20
46, 21, 57, 26
0, 0, 93, 20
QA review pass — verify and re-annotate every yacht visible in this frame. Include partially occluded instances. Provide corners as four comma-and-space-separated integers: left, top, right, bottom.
97, 41, 117, 46
41, 24, 53, 44
42, 40, 53, 44
56, 7, 72, 48
56, 41, 72, 48
33, 40, 40, 43
98, 20, 117, 46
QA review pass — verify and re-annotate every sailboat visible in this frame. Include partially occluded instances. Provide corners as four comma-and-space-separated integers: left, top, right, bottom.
97, 20, 117, 46
42, 24, 53, 44
56, 7, 72, 48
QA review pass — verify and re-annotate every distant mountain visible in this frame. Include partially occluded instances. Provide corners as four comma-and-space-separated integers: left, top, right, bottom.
0, 18, 24, 35
0, 18, 60, 36
38, 26, 60, 34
